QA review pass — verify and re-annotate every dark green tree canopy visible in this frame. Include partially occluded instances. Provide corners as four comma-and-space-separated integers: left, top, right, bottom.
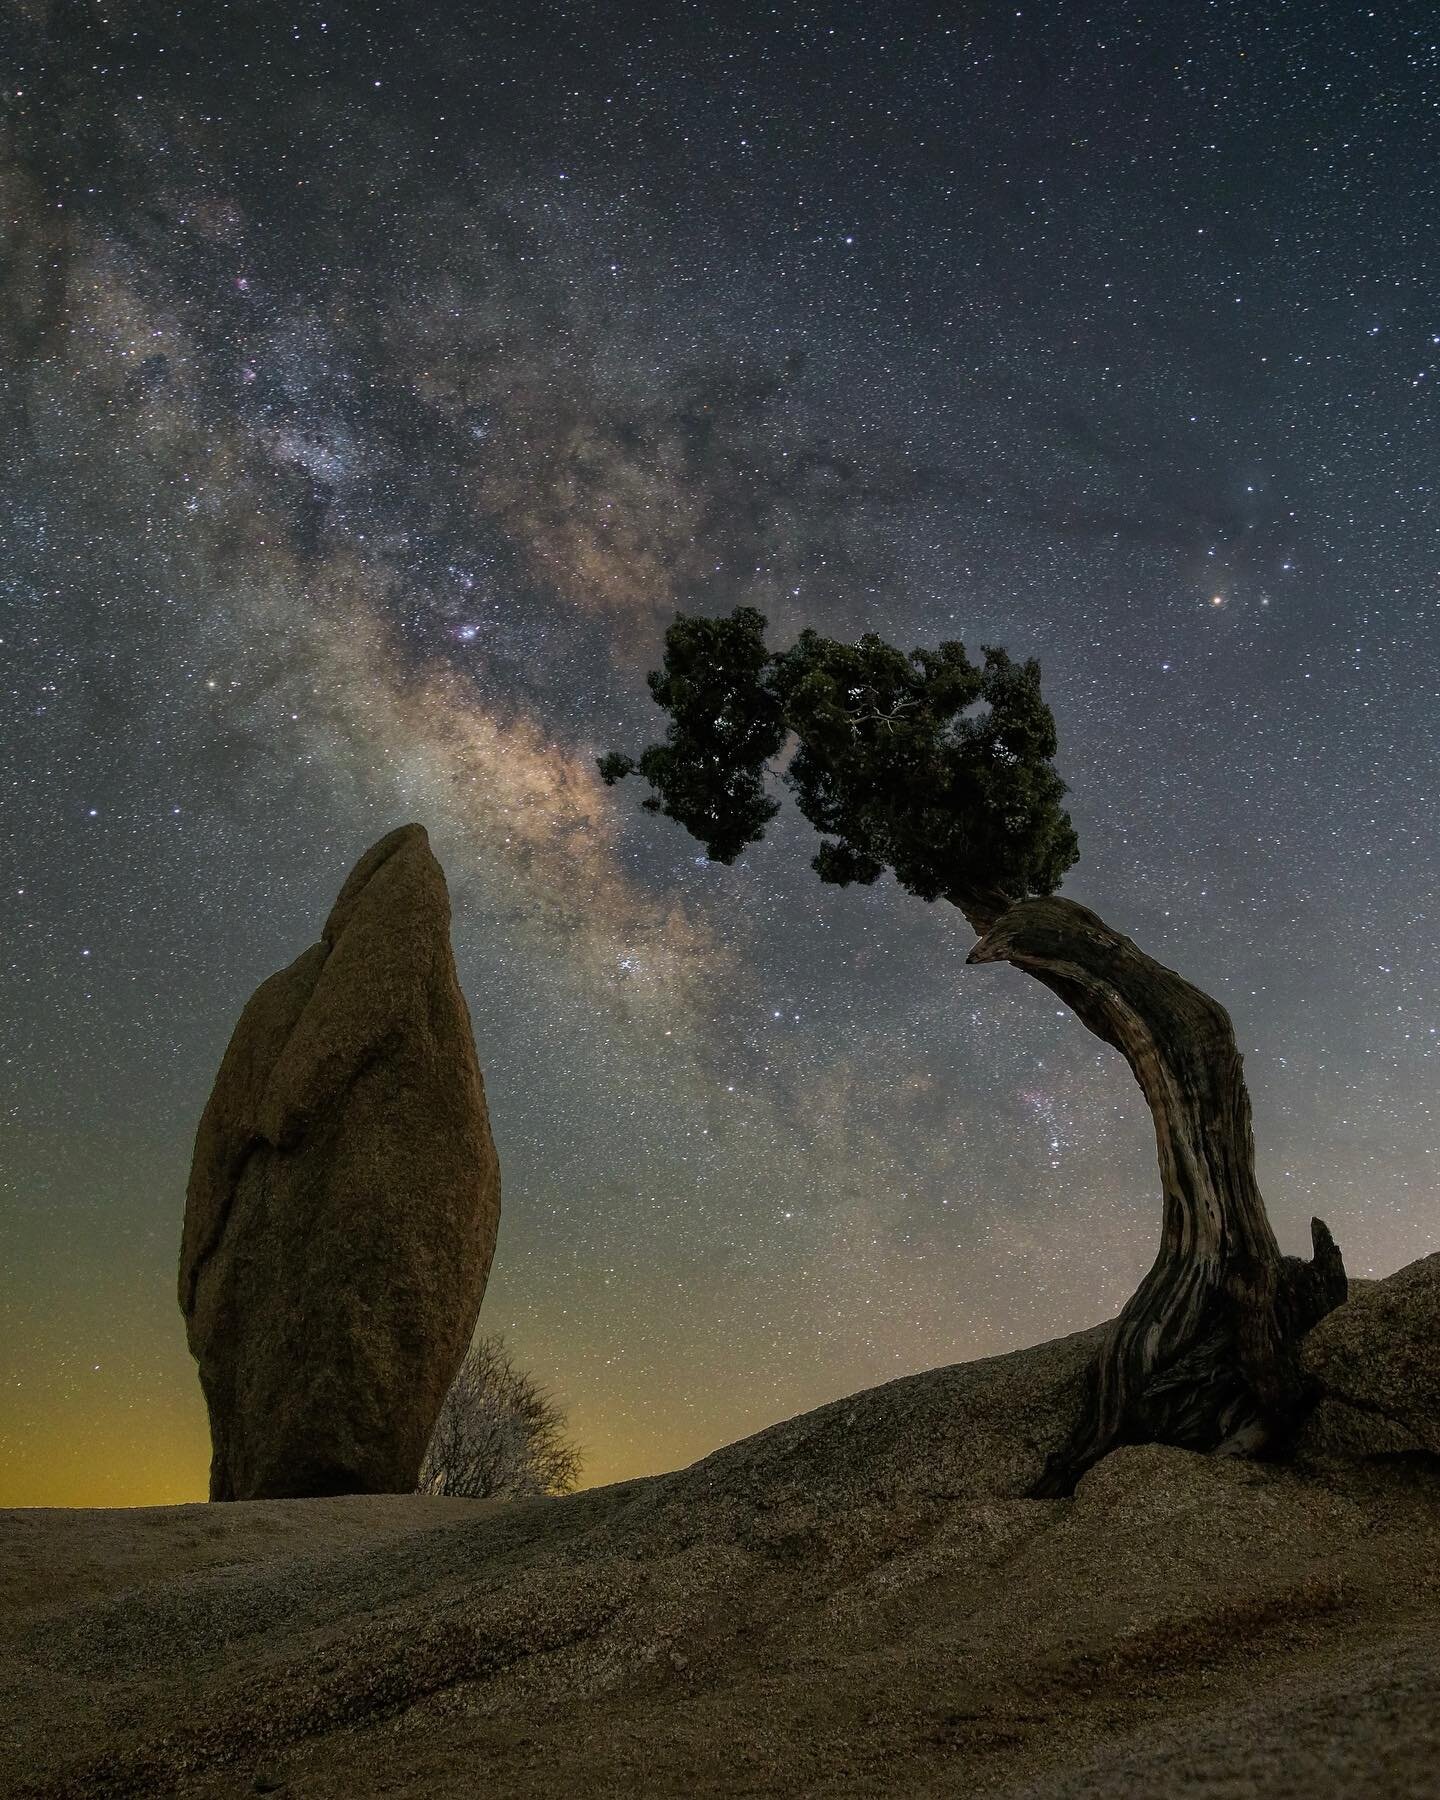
600, 607, 1079, 905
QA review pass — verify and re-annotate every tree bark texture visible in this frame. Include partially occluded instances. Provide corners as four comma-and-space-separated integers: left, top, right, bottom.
954, 890, 1347, 1497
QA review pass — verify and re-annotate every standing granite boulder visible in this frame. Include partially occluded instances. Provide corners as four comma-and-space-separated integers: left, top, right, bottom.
179, 824, 501, 1501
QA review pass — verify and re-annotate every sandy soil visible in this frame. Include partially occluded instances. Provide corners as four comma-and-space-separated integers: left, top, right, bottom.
3, 1320, 1436, 1798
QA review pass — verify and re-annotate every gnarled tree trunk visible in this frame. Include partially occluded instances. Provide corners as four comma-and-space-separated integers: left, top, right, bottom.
953, 889, 1346, 1497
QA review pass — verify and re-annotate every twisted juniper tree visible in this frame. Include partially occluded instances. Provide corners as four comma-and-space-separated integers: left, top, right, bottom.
601, 607, 1346, 1495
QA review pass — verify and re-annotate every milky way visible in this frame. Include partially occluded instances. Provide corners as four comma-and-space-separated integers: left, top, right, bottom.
3, 2, 1436, 1503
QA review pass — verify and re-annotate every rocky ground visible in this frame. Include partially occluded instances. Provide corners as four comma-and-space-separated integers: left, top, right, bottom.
3, 1257, 1436, 1799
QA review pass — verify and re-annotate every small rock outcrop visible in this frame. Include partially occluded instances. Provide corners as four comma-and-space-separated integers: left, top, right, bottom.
179, 824, 501, 1500
1299, 1252, 1440, 1460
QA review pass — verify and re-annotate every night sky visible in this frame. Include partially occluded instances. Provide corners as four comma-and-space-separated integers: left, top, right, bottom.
3, 1, 1436, 1508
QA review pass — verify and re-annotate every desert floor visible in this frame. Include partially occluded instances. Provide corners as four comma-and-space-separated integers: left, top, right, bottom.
4, 1316, 1438, 1798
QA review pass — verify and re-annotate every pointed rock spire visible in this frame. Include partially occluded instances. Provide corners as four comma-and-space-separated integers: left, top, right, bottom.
179, 824, 501, 1500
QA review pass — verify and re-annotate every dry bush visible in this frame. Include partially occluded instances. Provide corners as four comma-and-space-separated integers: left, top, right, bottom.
419, 1335, 581, 1499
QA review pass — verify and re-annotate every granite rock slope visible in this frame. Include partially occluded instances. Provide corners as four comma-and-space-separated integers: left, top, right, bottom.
6, 1253, 1438, 1797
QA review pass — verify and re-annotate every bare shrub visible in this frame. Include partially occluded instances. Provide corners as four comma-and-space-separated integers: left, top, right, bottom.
419, 1335, 581, 1499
